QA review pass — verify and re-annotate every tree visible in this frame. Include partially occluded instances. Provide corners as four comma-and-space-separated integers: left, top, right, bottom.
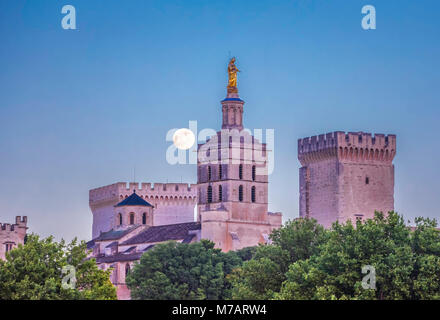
126, 240, 246, 300
277, 212, 440, 300
0, 234, 117, 300
230, 218, 327, 299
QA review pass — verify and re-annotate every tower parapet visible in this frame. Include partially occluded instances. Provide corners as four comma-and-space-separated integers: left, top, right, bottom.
298, 131, 396, 228
298, 131, 396, 165
0, 216, 28, 260
89, 182, 198, 239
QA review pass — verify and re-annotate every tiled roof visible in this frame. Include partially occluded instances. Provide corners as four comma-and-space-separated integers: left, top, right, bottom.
95, 245, 156, 264
115, 190, 153, 207
182, 234, 196, 244
94, 225, 139, 241
122, 222, 201, 245
123, 246, 137, 253
95, 252, 143, 264
86, 239, 95, 250
105, 241, 118, 248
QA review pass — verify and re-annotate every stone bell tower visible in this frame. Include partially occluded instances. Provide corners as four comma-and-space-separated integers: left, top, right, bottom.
197, 58, 282, 252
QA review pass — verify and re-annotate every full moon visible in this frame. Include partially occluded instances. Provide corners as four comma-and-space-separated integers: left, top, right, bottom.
173, 128, 195, 150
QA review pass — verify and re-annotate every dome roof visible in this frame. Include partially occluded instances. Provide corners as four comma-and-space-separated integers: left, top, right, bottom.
115, 190, 153, 207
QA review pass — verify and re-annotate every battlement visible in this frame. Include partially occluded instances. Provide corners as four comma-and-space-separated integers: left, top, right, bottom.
89, 182, 198, 206
0, 216, 27, 232
298, 131, 396, 165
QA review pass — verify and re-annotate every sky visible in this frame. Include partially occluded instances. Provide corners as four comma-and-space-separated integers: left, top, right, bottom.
0, 0, 439, 242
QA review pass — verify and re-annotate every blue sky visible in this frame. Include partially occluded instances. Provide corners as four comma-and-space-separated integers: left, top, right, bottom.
0, 0, 439, 241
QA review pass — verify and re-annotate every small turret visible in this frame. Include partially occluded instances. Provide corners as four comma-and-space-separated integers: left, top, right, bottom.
0, 216, 28, 260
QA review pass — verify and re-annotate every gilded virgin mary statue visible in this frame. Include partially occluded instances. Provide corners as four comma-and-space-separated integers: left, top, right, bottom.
227, 57, 239, 93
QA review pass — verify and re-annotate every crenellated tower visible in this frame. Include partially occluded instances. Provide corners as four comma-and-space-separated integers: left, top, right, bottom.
0, 216, 28, 260
298, 131, 396, 228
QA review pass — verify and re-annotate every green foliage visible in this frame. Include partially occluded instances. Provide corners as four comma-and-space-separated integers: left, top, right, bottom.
230, 218, 327, 299
126, 240, 246, 300
0, 234, 117, 300
230, 212, 440, 300
274, 212, 440, 300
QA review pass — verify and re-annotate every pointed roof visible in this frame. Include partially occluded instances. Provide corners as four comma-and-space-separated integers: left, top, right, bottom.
115, 190, 153, 207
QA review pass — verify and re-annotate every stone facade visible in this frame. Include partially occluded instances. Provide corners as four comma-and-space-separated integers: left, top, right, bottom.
88, 221, 201, 300
0, 216, 27, 260
298, 131, 396, 228
89, 182, 197, 238
197, 91, 282, 252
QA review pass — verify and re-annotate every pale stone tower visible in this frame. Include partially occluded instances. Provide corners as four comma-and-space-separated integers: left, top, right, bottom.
0, 216, 28, 260
298, 131, 396, 228
197, 58, 282, 251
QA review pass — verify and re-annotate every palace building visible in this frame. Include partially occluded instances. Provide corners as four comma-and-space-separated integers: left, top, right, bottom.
85, 59, 397, 299
87, 58, 282, 299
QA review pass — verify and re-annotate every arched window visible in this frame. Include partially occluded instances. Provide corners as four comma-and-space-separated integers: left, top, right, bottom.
239, 185, 243, 202
142, 212, 147, 225
251, 186, 256, 203
208, 166, 212, 181
125, 263, 130, 277
129, 213, 135, 225
118, 213, 123, 226
207, 186, 213, 203
365, 177, 369, 185
239, 164, 243, 180
218, 165, 222, 180
218, 185, 223, 202
252, 165, 256, 181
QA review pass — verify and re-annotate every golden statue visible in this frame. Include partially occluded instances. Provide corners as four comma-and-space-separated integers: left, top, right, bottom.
227, 57, 239, 93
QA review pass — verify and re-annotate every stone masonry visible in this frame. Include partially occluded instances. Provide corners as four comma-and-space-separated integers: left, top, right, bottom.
0, 216, 27, 260
298, 131, 396, 228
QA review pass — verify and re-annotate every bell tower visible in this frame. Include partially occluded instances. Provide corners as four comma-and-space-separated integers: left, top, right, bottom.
197, 58, 282, 252
221, 93, 244, 130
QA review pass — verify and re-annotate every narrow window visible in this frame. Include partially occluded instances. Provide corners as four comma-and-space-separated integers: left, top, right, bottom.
142, 212, 147, 225
208, 166, 212, 181
365, 177, 369, 185
218, 185, 223, 202
118, 213, 123, 226
125, 263, 130, 277
207, 186, 213, 203
129, 213, 135, 225
239, 164, 243, 180
218, 165, 222, 180
252, 165, 256, 181
239, 185, 243, 202
251, 186, 256, 203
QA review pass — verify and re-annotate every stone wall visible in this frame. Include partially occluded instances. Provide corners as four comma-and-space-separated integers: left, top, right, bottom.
89, 182, 197, 238
298, 131, 396, 228
0, 216, 27, 260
